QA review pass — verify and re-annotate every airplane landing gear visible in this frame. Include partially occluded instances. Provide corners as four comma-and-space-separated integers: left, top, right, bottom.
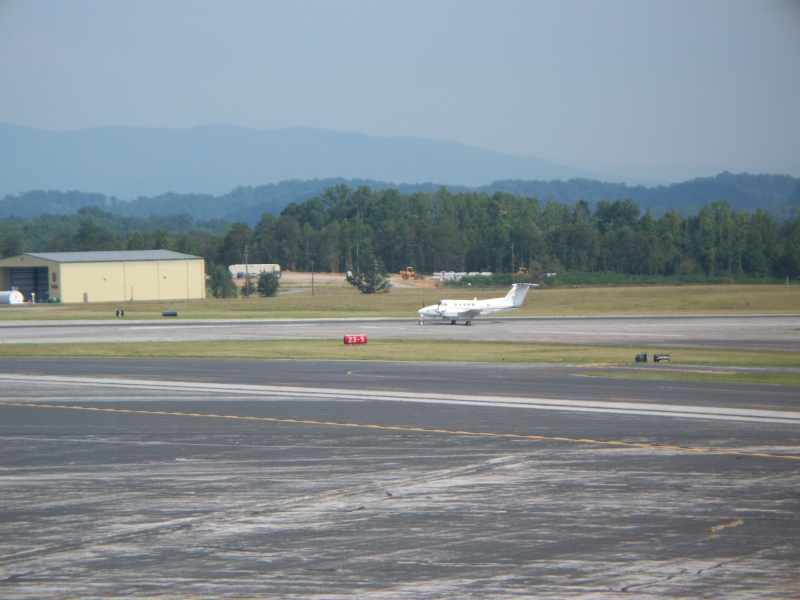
450, 319, 457, 325
419, 320, 424, 325
465, 320, 472, 326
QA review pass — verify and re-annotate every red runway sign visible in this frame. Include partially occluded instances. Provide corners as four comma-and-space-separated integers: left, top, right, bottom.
344, 334, 368, 345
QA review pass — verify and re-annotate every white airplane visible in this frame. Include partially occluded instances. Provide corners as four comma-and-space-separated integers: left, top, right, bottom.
418, 283, 536, 325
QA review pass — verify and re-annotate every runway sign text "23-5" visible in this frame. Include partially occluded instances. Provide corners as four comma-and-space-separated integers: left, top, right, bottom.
344, 334, 368, 345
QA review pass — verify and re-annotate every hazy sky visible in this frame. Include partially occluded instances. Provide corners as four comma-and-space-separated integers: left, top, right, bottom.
1, 0, 799, 176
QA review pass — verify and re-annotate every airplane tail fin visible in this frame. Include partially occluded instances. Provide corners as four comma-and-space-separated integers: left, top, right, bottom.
508, 283, 532, 307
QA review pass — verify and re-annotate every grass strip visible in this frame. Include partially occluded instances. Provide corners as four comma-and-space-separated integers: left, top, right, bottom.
2, 284, 798, 320
583, 371, 800, 386
0, 338, 796, 367
2, 340, 797, 384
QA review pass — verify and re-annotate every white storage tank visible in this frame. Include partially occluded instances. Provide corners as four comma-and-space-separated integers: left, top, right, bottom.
0, 290, 24, 304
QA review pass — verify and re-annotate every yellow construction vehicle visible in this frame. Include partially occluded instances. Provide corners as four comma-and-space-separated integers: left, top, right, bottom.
399, 266, 422, 280
515, 267, 530, 276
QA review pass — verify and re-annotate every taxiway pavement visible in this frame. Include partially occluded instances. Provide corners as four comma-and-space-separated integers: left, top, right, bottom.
1, 313, 799, 351
1, 358, 798, 598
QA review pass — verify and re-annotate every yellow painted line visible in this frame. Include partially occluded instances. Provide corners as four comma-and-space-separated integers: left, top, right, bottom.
709, 518, 745, 537
2, 401, 799, 461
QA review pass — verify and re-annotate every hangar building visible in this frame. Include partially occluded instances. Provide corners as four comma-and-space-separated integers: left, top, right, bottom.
0, 250, 206, 303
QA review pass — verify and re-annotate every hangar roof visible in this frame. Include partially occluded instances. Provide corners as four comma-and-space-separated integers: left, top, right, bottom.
23, 250, 202, 263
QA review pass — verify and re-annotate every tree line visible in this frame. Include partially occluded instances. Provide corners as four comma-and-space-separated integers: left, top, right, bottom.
1, 186, 799, 297
3, 173, 798, 224
236, 185, 800, 283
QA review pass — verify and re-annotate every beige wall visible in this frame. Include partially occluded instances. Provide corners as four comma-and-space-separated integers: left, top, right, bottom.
184, 259, 206, 299
59, 259, 205, 303
50, 265, 63, 300
0, 256, 206, 303
61, 262, 122, 303
0, 255, 52, 269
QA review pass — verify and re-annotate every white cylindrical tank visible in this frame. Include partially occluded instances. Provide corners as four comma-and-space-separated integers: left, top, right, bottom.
0, 290, 25, 304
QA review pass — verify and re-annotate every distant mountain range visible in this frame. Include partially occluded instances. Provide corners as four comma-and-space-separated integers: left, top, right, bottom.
1, 173, 798, 225
0, 122, 617, 199
1, 123, 798, 223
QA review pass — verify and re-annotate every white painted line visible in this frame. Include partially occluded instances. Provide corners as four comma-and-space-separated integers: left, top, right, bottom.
129, 325, 230, 330
525, 330, 683, 337
1, 374, 798, 425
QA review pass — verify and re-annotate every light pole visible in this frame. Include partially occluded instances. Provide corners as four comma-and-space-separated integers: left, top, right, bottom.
244, 244, 249, 298
511, 242, 515, 284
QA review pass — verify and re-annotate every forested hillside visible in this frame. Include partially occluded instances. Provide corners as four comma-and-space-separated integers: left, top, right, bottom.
1, 173, 798, 224
484, 172, 800, 221
0, 179, 447, 222
2, 185, 799, 297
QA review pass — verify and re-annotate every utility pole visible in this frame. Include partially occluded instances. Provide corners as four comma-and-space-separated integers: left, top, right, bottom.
244, 244, 249, 298
310, 259, 315, 297
511, 242, 515, 284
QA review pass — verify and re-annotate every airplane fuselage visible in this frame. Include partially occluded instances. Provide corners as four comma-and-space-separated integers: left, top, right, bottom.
418, 299, 518, 319
418, 283, 534, 325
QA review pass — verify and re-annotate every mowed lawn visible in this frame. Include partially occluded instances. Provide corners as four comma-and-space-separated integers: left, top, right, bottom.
1, 283, 797, 320
1, 284, 798, 384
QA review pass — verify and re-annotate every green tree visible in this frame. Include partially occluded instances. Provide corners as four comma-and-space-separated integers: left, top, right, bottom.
710, 201, 741, 277
345, 268, 391, 294
431, 219, 466, 271
742, 209, 779, 277
72, 218, 116, 251
43, 233, 70, 252
240, 278, 256, 298
777, 215, 800, 278
301, 222, 317, 270
155, 230, 174, 251
340, 217, 372, 273
207, 264, 238, 298
656, 210, 685, 276
257, 272, 280, 297
252, 212, 279, 263
322, 184, 354, 221
127, 231, 147, 250
0, 227, 24, 258
594, 199, 640, 234
371, 188, 420, 271
690, 206, 717, 277
316, 222, 341, 272
174, 233, 200, 256
274, 215, 302, 271
216, 222, 253, 267
353, 185, 374, 221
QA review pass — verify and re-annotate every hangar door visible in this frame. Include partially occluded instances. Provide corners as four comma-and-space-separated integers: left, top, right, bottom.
10, 267, 49, 301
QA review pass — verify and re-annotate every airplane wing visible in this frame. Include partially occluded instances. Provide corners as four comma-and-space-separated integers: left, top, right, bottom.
455, 308, 483, 319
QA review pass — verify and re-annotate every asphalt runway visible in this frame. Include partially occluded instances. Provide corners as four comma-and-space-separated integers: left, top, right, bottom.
1, 313, 799, 350
1, 358, 799, 598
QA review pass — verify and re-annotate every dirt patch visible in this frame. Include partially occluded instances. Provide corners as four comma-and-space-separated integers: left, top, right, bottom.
276, 272, 443, 289
279, 272, 350, 288
389, 275, 441, 288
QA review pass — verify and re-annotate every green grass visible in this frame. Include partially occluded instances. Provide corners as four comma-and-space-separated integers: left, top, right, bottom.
1, 284, 798, 320
584, 370, 800, 386
2, 284, 798, 385
0, 338, 795, 367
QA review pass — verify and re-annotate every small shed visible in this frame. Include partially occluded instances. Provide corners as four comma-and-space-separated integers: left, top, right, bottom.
0, 250, 206, 303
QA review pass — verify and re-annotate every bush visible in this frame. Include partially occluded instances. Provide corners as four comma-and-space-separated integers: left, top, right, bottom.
346, 270, 392, 294
257, 272, 280, 297
207, 265, 238, 298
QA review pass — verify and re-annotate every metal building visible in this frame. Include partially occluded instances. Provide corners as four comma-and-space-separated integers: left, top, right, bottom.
0, 250, 206, 303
